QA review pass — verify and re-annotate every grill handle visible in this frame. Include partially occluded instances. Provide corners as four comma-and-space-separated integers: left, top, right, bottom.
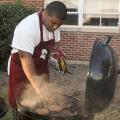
101, 35, 112, 47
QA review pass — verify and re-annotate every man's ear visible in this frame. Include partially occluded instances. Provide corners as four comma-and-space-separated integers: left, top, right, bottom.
44, 10, 49, 17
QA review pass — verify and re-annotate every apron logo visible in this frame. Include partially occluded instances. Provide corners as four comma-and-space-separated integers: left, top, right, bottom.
40, 49, 48, 60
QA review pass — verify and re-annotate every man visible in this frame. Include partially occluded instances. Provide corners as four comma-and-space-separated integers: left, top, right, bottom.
8, 1, 67, 119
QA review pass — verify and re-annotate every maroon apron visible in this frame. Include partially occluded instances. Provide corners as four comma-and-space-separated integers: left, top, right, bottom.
8, 11, 55, 107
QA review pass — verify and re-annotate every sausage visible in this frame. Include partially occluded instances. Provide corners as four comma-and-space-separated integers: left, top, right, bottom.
35, 108, 49, 115
48, 104, 63, 112
21, 99, 37, 108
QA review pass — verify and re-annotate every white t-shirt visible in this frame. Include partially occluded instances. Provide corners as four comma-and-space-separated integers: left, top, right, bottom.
8, 12, 60, 74
11, 12, 60, 54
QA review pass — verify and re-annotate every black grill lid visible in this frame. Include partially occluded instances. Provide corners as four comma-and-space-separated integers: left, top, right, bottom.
85, 36, 118, 113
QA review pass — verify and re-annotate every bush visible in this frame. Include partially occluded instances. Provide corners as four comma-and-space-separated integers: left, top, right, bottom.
0, 3, 36, 71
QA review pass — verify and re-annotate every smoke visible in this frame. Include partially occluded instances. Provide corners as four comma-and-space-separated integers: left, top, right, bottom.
20, 82, 67, 109
19, 81, 85, 116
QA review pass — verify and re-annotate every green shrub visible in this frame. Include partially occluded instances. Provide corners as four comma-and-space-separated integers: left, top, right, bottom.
0, 3, 36, 71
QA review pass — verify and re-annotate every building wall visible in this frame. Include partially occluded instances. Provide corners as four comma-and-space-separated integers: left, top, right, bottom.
61, 31, 120, 62
0, 0, 44, 9
0, 0, 15, 3
20, 0, 44, 10
0, 0, 120, 63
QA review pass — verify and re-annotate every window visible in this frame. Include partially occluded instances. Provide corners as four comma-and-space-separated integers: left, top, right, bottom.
83, 0, 119, 27
61, 0, 79, 25
44, 0, 120, 28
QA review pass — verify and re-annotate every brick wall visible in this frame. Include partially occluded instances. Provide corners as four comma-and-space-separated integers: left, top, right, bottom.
0, 0, 44, 10
0, 0, 120, 63
20, 0, 44, 10
61, 32, 120, 63
0, 0, 15, 2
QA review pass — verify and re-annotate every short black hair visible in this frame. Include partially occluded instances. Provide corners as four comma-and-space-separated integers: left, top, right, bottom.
45, 1, 67, 20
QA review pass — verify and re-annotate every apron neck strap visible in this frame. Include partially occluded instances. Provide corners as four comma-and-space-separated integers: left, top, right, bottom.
38, 11, 43, 42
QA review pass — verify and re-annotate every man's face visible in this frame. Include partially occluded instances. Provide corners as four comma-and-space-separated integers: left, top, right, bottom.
43, 12, 63, 32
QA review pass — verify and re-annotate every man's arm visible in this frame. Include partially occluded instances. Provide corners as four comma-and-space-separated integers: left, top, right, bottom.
18, 50, 49, 95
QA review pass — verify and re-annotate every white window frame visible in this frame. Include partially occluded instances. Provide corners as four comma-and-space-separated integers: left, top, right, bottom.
61, 0, 83, 28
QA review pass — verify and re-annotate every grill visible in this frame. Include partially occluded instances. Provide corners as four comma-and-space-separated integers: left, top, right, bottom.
17, 90, 94, 120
